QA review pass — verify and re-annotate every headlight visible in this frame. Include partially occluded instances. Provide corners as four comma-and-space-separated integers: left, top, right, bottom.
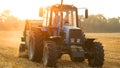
77, 39, 81, 43
70, 38, 75, 43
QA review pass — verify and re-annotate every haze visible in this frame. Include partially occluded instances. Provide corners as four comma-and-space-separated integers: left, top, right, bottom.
0, 0, 120, 19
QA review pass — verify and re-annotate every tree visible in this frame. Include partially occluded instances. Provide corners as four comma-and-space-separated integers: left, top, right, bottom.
78, 14, 120, 32
81, 14, 107, 32
107, 17, 120, 32
0, 9, 24, 30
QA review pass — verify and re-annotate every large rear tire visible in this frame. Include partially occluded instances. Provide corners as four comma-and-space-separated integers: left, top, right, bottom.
42, 41, 58, 67
28, 29, 44, 62
88, 42, 104, 67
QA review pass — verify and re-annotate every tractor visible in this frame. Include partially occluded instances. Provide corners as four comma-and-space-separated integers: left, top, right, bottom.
19, 4, 104, 67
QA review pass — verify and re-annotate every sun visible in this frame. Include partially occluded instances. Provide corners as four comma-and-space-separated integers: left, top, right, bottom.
11, 0, 44, 19
0, 0, 60, 19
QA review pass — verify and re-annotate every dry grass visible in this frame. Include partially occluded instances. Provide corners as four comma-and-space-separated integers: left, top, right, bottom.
0, 31, 120, 68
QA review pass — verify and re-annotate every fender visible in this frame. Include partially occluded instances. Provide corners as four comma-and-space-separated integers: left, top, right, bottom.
85, 38, 95, 45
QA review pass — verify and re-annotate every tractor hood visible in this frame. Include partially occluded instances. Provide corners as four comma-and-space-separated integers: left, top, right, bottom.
63, 26, 82, 44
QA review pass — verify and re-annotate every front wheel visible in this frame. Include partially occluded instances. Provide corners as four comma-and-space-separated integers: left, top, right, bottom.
42, 41, 58, 67
87, 42, 104, 67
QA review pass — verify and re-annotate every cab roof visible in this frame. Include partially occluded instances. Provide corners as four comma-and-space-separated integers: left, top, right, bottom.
50, 4, 77, 10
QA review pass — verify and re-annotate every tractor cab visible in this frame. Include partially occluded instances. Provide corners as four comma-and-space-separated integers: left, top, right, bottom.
39, 4, 88, 27
50, 5, 78, 27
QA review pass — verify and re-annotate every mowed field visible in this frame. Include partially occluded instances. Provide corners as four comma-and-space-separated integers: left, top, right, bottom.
0, 31, 120, 68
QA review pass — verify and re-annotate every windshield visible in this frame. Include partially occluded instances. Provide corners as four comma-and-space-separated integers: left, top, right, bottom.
51, 9, 77, 27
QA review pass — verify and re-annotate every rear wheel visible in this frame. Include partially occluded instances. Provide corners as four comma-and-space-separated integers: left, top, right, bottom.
28, 30, 44, 62
42, 41, 58, 67
87, 42, 104, 67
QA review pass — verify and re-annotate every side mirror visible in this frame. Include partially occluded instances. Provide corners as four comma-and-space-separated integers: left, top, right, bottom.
85, 9, 88, 18
39, 7, 43, 17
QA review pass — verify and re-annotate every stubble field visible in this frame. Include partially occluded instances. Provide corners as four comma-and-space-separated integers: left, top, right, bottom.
0, 31, 120, 68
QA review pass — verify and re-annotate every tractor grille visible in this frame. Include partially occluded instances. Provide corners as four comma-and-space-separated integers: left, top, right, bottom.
69, 29, 82, 44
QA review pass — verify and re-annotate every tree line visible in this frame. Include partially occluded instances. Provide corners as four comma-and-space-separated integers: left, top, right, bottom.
0, 10, 120, 32
0, 10, 24, 31
78, 14, 120, 33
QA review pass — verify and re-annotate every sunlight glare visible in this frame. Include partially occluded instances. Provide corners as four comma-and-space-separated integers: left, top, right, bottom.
0, 0, 59, 19
0, 0, 120, 19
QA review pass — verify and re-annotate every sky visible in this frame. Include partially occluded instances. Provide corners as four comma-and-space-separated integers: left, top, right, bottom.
0, 0, 120, 19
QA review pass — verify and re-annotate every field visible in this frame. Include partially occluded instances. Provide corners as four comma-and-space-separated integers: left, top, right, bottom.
0, 31, 120, 68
